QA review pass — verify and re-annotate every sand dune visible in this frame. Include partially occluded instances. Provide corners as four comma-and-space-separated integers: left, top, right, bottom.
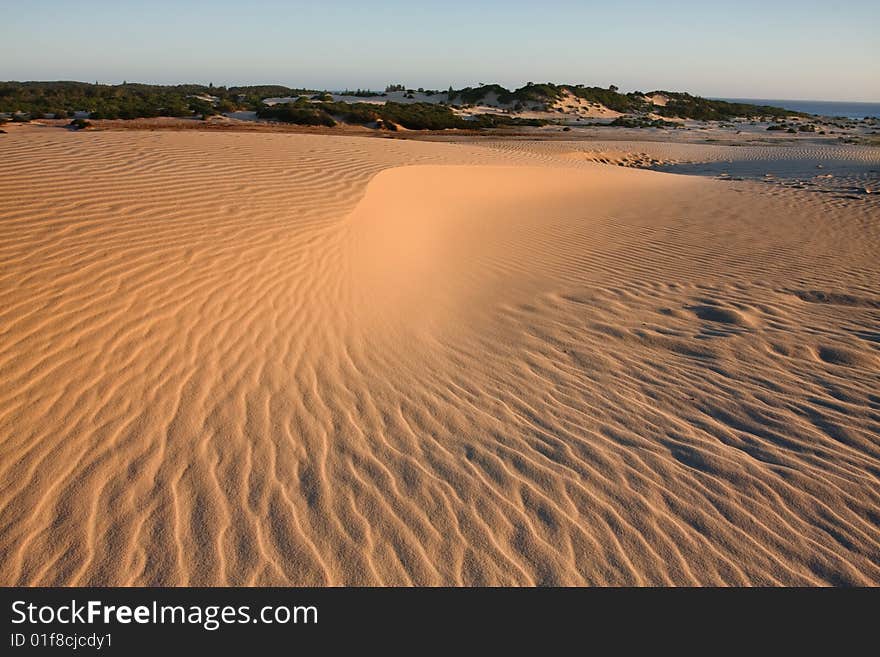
1, 127, 878, 585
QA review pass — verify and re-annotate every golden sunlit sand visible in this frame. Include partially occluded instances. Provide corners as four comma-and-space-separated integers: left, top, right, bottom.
1, 127, 878, 585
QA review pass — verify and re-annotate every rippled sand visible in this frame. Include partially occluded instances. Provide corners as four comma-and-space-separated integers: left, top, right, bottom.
1, 127, 878, 585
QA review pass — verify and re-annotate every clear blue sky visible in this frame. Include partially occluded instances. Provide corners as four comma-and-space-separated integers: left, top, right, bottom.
2, 0, 877, 101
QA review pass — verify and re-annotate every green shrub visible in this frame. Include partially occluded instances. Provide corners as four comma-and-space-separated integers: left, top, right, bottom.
276, 100, 548, 130
608, 116, 678, 128
376, 102, 464, 129
449, 83, 510, 104
567, 86, 646, 113
256, 103, 336, 126
339, 89, 382, 98
0, 80, 812, 128
316, 102, 379, 124
189, 99, 217, 117
447, 82, 647, 113
653, 92, 806, 120
467, 114, 546, 128
0, 81, 317, 121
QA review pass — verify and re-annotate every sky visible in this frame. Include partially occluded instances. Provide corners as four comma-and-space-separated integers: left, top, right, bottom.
2, 0, 878, 101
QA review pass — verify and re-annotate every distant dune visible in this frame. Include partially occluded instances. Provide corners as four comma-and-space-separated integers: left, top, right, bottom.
0, 127, 878, 585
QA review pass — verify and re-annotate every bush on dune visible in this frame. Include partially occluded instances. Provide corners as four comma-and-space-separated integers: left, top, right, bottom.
256, 103, 336, 126
0, 81, 318, 120
608, 116, 679, 128
338, 89, 383, 98
0, 81, 807, 125
261, 99, 547, 130
567, 86, 647, 113
376, 102, 466, 129
653, 92, 806, 120
449, 83, 510, 105
376, 102, 546, 129
448, 83, 646, 113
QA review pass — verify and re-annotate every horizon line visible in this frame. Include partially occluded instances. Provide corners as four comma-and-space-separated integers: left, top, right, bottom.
3, 79, 877, 105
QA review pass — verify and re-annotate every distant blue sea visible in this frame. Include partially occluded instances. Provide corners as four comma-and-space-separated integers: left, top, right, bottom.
716, 98, 880, 119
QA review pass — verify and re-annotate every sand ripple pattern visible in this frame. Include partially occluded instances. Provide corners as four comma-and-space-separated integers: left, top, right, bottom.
0, 129, 878, 585
476, 139, 880, 205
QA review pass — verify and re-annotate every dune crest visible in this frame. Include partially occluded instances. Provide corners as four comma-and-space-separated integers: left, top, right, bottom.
347, 165, 670, 331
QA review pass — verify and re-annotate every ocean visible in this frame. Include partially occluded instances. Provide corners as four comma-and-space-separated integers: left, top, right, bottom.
716, 98, 880, 119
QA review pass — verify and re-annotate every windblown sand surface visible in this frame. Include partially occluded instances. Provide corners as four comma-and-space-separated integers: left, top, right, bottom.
1, 128, 878, 585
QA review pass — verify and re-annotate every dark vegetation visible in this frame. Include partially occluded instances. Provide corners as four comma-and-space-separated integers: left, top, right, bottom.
608, 116, 680, 128
0, 81, 317, 119
766, 121, 816, 133
373, 102, 467, 129
450, 83, 515, 105
259, 98, 547, 130
651, 91, 808, 120
447, 83, 800, 119
567, 85, 646, 112
377, 102, 469, 129
450, 82, 565, 108
256, 101, 337, 126
338, 89, 382, 97
0, 81, 807, 129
